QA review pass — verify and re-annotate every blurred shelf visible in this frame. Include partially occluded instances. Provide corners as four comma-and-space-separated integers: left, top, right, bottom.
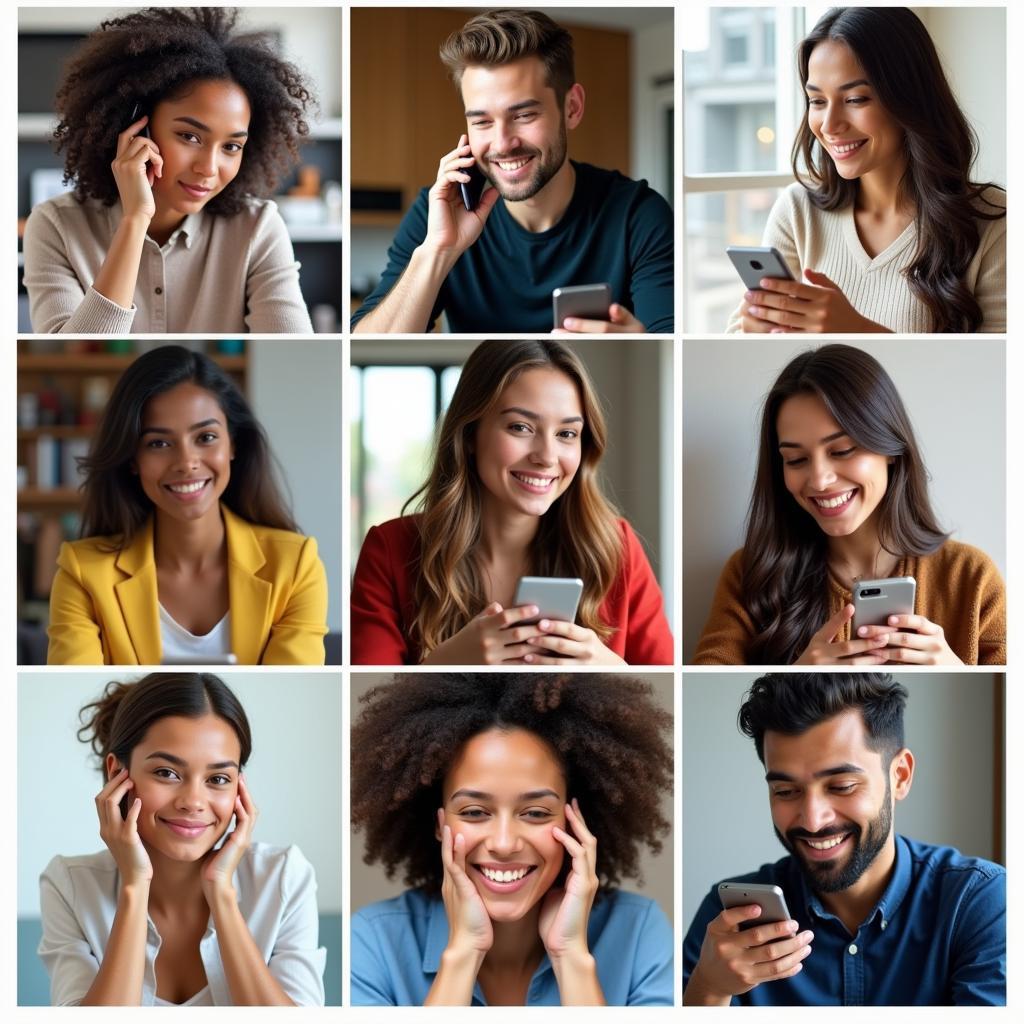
18, 113, 57, 140
285, 224, 344, 242
18, 426, 92, 440
18, 353, 247, 373
351, 211, 403, 228
18, 488, 80, 506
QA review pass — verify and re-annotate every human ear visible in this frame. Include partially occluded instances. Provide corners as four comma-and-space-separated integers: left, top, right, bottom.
564, 83, 586, 129
105, 752, 125, 781
891, 748, 914, 801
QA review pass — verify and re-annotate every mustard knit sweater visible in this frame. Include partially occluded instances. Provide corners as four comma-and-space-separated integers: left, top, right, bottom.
692, 540, 1005, 666
726, 183, 1006, 333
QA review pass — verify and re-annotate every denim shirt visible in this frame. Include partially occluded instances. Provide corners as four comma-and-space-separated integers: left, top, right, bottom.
352, 888, 674, 1006
683, 835, 1005, 1006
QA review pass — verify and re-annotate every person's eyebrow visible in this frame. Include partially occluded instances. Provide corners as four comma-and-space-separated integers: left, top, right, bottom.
806, 79, 871, 93
144, 751, 240, 770
140, 418, 223, 436
464, 99, 542, 118
765, 763, 866, 782
499, 406, 584, 425
778, 430, 849, 450
174, 115, 249, 138
449, 788, 562, 801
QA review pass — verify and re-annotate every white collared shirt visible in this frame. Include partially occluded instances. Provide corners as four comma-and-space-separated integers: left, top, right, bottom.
38, 843, 326, 1006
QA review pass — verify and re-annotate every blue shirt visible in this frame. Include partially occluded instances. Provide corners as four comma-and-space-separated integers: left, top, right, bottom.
351, 161, 675, 333
683, 835, 1005, 1006
352, 888, 674, 1006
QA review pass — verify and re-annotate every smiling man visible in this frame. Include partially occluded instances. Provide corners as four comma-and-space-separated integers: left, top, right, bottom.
351, 9, 674, 334
683, 674, 1005, 1006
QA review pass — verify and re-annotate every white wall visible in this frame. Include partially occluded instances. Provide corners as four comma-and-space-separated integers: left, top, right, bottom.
249, 340, 342, 633
18, 671, 343, 917
631, 14, 675, 200
682, 337, 1005, 661
682, 673, 1000, 928
17, 6, 342, 118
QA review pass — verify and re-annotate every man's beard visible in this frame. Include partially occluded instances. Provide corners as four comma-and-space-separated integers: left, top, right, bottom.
776, 780, 893, 894
484, 118, 568, 203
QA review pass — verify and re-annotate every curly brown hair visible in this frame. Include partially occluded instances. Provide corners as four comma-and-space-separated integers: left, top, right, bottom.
351, 674, 673, 894
53, 7, 315, 216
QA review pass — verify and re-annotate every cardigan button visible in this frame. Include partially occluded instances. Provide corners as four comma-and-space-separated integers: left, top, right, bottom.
154, 286, 163, 295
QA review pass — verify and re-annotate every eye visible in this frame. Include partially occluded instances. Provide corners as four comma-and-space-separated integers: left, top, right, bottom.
522, 808, 555, 821
783, 455, 807, 467
514, 112, 537, 122
807, 97, 826, 107
771, 788, 797, 799
846, 96, 870, 105
177, 131, 201, 144
470, 120, 492, 129
830, 783, 857, 794
831, 447, 856, 458
145, 438, 171, 449
153, 767, 181, 781
197, 431, 219, 444
557, 429, 580, 441
508, 422, 533, 435
223, 142, 244, 154
457, 807, 488, 820
208, 774, 232, 786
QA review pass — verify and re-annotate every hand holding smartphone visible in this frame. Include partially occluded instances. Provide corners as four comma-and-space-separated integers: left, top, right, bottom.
552, 283, 612, 329
718, 882, 793, 932
726, 246, 795, 290
512, 576, 583, 625
851, 577, 916, 633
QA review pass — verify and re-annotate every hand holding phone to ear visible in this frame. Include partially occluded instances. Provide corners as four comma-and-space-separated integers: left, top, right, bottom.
202, 774, 258, 903
111, 112, 164, 223
94, 766, 153, 886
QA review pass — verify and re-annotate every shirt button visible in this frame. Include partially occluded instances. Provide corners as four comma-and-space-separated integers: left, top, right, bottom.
881, 920, 887, 930
154, 287, 163, 295
848, 944, 858, 955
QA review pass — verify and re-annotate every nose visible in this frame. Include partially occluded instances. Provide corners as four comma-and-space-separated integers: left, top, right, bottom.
799, 790, 836, 834
173, 440, 202, 473
487, 812, 524, 856
175, 777, 206, 812
529, 432, 558, 467
192, 146, 218, 178
493, 118, 522, 157
808, 453, 837, 492
820, 100, 847, 136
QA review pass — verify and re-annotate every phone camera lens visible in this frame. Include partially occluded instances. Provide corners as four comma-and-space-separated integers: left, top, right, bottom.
751, 260, 764, 271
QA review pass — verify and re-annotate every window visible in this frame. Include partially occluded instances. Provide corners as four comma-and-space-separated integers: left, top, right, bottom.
350, 363, 460, 570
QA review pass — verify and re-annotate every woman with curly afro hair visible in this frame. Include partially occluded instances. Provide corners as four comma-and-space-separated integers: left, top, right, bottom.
350, 673, 674, 1006
23, 7, 318, 333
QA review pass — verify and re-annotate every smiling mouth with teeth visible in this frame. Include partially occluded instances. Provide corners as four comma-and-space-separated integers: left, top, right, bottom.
810, 489, 855, 510
803, 833, 848, 851
492, 156, 533, 172
511, 471, 556, 490
166, 480, 210, 494
829, 139, 867, 155
476, 865, 536, 883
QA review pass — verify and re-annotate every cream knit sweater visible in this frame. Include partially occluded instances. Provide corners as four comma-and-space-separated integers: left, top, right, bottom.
726, 182, 1006, 333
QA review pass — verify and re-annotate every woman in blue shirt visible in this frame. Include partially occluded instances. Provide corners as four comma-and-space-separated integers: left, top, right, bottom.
350, 673, 675, 1006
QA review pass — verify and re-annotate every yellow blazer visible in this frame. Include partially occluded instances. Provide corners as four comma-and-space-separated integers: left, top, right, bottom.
47, 505, 328, 665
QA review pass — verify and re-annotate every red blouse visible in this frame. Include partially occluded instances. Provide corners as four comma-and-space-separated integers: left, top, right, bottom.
350, 516, 674, 665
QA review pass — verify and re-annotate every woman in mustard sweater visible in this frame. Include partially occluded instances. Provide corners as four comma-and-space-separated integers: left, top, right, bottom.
47, 346, 327, 665
693, 344, 1005, 666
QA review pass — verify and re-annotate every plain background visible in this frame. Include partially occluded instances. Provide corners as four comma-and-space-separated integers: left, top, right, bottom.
681, 337, 1006, 661
682, 672, 1003, 928
17, 671, 343, 918
350, 672, 675, 924
352, 338, 675, 625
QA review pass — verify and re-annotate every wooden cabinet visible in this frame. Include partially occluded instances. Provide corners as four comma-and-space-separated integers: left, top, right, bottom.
350, 8, 631, 220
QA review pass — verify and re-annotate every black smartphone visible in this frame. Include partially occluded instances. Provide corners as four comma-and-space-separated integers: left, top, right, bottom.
552, 283, 612, 328
460, 158, 488, 212
129, 101, 150, 139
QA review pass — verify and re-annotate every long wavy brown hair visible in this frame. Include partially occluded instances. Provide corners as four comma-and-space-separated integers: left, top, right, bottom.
405, 340, 622, 655
792, 7, 1005, 332
742, 345, 948, 664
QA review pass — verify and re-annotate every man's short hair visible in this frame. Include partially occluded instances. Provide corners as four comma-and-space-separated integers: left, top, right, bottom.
439, 9, 575, 106
738, 673, 908, 765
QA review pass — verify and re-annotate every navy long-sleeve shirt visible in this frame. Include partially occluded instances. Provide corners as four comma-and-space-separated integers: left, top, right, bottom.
683, 835, 1006, 1006
352, 161, 674, 333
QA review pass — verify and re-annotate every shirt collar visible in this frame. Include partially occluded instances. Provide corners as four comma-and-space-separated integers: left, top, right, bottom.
796, 833, 911, 930
168, 210, 204, 250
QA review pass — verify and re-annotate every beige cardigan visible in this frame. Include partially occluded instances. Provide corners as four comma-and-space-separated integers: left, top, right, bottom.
726, 183, 1006, 333
23, 193, 313, 333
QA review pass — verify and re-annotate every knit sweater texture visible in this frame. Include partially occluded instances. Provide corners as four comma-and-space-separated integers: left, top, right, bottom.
692, 540, 1005, 666
726, 183, 1005, 333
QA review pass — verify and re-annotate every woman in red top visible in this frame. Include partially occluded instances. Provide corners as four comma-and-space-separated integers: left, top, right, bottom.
351, 340, 672, 665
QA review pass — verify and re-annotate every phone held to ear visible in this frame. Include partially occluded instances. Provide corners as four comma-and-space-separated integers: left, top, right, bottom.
512, 576, 583, 626
460, 155, 488, 212
718, 882, 792, 932
128, 101, 150, 139
851, 576, 916, 633
726, 245, 794, 291
552, 283, 612, 329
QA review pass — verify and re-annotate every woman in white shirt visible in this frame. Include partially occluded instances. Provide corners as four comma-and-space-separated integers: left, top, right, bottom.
38, 672, 325, 1005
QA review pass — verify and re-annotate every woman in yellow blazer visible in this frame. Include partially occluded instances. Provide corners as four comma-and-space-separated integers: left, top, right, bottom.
47, 346, 327, 665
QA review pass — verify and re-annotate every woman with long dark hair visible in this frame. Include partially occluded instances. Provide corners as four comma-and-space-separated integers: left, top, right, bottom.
23, 7, 316, 333
350, 673, 674, 1006
729, 7, 1005, 334
350, 340, 672, 665
47, 345, 327, 665
693, 344, 1005, 665
39, 673, 325, 1005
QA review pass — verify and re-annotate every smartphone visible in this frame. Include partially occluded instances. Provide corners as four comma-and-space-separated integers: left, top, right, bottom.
718, 882, 792, 932
852, 576, 916, 632
726, 246, 795, 290
552, 283, 612, 328
128, 101, 150, 139
162, 653, 238, 666
460, 157, 488, 212
512, 576, 583, 626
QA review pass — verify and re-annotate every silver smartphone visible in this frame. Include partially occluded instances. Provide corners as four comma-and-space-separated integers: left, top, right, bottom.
552, 283, 612, 328
512, 576, 583, 625
852, 576, 916, 632
718, 882, 792, 931
162, 653, 238, 666
726, 245, 795, 290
